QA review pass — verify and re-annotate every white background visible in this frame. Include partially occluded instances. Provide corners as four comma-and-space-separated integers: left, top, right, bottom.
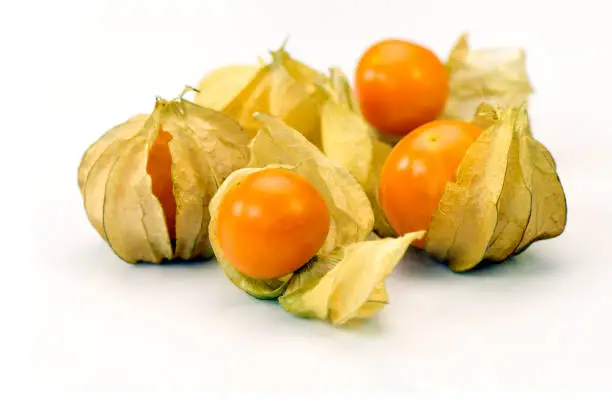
13, 0, 612, 402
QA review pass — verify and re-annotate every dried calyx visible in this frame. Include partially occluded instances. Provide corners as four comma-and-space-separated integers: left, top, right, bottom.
425, 103, 567, 271
195, 43, 327, 147
208, 114, 424, 325
78, 92, 250, 263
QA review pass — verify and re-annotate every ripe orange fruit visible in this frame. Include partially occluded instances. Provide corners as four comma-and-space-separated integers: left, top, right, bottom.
146, 128, 177, 239
216, 168, 330, 279
378, 120, 482, 248
355, 39, 449, 136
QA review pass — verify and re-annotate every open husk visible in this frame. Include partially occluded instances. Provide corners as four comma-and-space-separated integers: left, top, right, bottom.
208, 114, 423, 325
194, 46, 397, 237
441, 33, 534, 121
425, 103, 567, 271
195, 44, 327, 148
78, 94, 250, 263
319, 34, 535, 240
278, 232, 423, 324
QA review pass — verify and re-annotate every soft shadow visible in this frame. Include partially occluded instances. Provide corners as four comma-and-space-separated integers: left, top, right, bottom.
70, 237, 217, 274
280, 313, 387, 338
397, 247, 452, 280
332, 316, 386, 336
463, 249, 559, 278
398, 246, 560, 280
231, 297, 388, 337
132, 255, 216, 272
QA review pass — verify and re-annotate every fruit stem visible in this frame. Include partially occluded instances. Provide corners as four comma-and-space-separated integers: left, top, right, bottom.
179, 85, 200, 100
270, 36, 290, 66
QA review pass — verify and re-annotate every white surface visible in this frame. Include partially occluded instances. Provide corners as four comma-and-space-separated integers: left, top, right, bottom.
23, 0, 612, 398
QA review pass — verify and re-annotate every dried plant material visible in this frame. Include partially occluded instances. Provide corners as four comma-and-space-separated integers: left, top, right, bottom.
80, 117, 147, 240
220, 66, 272, 137
320, 91, 373, 187
209, 116, 422, 324
102, 136, 173, 263
267, 49, 328, 148
474, 106, 531, 261
367, 140, 397, 237
425, 107, 512, 270
78, 94, 250, 263
442, 33, 534, 121
195, 44, 327, 147
208, 112, 373, 298
513, 115, 567, 254
318, 67, 360, 113
194, 65, 260, 111
78, 114, 149, 196
279, 232, 424, 325
425, 104, 567, 271
319, 68, 395, 237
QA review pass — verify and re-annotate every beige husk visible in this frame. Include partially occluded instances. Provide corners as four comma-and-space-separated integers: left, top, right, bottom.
441, 33, 534, 121
78, 95, 250, 263
318, 68, 396, 237
208, 114, 423, 324
317, 33, 535, 238
425, 103, 567, 271
195, 44, 327, 147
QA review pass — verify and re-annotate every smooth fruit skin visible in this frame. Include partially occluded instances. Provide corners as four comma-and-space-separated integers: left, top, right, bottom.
216, 168, 330, 280
378, 120, 482, 248
147, 128, 177, 239
355, 39, 449, 136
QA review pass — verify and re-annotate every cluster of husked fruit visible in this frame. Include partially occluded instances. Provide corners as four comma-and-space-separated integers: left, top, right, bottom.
78, 34, 566, 326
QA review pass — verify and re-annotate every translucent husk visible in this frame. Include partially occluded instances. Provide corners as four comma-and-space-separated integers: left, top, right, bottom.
208, 114, 424, 325
194, 45, 397, 237
196, 35, 545, 275
78, 94, 250, 263
441, 33, 534, 121
319, 34, 535, 240
192, 65, 260, 111
319, 68, 396, 237
278, 232, 423, 325
425, 103, 567, 271
195, 44, 328, 148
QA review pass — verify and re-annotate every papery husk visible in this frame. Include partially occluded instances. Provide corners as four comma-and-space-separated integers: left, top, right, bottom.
319, 68, 396, 238
366, 139, 397, 238
195, 44, 327, 147
209, 115, 423, 324
442, 33, 534, 121
312, 36, 534, 241
511, 111, 567, 254
320, 68, 373, 187
193, 65, 260, 111
278, 231, 424, 325
425, 103, 567, 272
78, 95, 250, 263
